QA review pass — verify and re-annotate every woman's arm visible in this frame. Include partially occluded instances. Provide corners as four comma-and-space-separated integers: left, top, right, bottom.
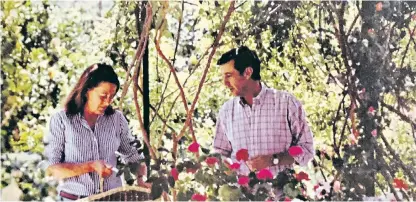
44, 112, 112, 180
46, 160, 112, 180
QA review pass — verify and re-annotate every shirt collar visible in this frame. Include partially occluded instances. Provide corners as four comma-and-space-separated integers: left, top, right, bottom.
239, 82, 267, 106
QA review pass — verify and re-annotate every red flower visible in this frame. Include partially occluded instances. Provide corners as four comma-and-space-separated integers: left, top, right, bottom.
188, 142, 199, 153
229, 162, 240, 170
284, 197, 292, 202
288, 146, 303, 157
295, 171, 310, 181
171, 168, 179, 181
393, 178, 408, 190
191, 193, 207, 201
236, 149, 249, 161
205, 157, 218, 166
257, 169, 273, 180
375, 2, 383, 11
237, 176, 250, 186
371, 129, 377, 137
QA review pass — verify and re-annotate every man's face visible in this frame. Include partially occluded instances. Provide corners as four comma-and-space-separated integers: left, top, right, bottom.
220, 60, 249, 96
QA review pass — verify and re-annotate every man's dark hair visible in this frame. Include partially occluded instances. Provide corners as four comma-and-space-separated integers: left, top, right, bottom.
217, 46, 261, 80
64, 63, 120, 116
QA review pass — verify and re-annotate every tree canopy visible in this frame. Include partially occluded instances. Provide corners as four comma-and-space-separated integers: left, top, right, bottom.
1, 0, 415, 201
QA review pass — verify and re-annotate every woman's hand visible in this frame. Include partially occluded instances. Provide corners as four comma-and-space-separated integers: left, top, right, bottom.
88, 160, 113, 178
137, 163, 152, 188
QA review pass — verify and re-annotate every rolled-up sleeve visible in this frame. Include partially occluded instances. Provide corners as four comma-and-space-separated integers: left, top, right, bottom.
117, 112, 144, 163
287, 97, 314, 166
213, 109, 232, 157
44, 112, 65, 168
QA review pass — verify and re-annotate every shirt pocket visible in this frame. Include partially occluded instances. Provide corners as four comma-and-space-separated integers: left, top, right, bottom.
260, 104, 292, 152
228, 111, 250, 149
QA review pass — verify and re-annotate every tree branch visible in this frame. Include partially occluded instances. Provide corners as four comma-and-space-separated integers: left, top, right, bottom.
151, 0, 185, 128
379, 131, 416, 184
154, 1, 197, 143
400, 26, 416, 69
375, 144, 405, 201
176, 0, 236, 141
380, 101, 416, 128
119, 2, 152, 109
129, 2, 156, 160
347, 13, 359, 37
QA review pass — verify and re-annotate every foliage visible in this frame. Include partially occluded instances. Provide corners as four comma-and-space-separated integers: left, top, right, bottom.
1, 0, 415, 201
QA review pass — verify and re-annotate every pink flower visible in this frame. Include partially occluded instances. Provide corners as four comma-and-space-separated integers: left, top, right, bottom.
171, 168, 179, 181
368, 29, 375, 34
288, 146, 303, 157
205, 157, 218, 166
256, 169, 273, 180
333, 180, 341, 192
229, 162, 240, 170
238, 176, 250, 186
236, 149, 249, 161
371, 129, 377, 137
191, 193, 207, 201
188, 142, 199, 153
295, 171, 310, 181
284, 197, 292, 202
368, 106, 375, 116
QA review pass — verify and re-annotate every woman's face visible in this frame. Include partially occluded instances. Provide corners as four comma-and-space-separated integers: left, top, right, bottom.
85, 82, 117, 115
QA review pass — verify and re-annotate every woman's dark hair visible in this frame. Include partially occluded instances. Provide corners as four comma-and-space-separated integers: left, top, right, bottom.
217, 46, 262, 80
64, 63, 120, 116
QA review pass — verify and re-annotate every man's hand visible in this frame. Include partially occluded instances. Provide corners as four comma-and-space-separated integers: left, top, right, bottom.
246, 154, 273, 171
88, 160, 113, 178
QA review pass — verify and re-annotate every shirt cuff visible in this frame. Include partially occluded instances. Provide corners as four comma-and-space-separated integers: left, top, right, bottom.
125, 152, 145, 163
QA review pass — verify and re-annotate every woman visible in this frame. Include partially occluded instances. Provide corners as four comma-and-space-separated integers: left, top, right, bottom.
44, 63, 149, 200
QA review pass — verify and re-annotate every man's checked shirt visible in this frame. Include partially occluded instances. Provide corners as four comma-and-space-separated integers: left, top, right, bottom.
214, 83, 314, 175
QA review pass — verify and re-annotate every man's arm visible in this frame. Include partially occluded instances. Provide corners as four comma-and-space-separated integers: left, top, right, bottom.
287, 96, 314, 166
246, 96, 314, 171
213, 110, 232, 158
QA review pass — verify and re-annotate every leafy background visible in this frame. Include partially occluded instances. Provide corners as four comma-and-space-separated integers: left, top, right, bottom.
1, 0, 415, 201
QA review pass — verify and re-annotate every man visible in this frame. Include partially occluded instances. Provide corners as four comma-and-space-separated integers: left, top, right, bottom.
213, 46, 314, 176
